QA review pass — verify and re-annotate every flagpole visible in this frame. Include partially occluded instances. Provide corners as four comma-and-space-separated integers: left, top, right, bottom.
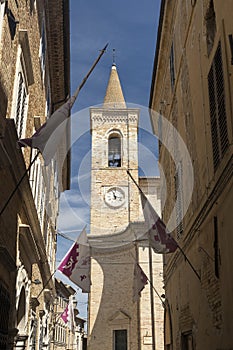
127, 169, 144, 194
131, 250, 165, 308
0, 150, 40, 216
127, 169, 201, 281
36, 269, 57, 300
177, 246, 200, 280
2, 45, 109, 217
69, 43, 109, 108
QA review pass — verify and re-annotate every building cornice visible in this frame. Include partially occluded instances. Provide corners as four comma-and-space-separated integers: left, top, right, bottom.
90, 108, 140, 131
89, 221, 148, 255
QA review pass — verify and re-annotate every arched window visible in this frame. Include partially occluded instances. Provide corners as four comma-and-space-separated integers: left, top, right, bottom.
108, 133, 121, 167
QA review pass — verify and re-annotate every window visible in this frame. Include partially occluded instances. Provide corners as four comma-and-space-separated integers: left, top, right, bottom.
170, 42, 175, 90
0, 283, 10, 349
214, 216, 220, 278
174, 162, 183, 239
205, 0, 216, 56
29, 151, 45, 229
0, 1, 6, 41
208, 42, 229, 171
114, 330, 127, 350
28, 311, 38, 350
181, 331, 193, 350
108, 133, 121, 167
17, 287, 26, 331
46, 83, 51, 117
6, 7, 18, 40
15, 72, 27, 138
39, 21, 46, 81
30, 0, 36, 14
11, 49, 29, 139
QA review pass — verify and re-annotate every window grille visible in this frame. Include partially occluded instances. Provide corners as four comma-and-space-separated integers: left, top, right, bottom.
208, 42, 229, 170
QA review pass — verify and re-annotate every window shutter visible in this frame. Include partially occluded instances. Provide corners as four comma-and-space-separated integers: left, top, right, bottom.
175, 162, 183, 239
208, 42, 229, 171
15, 72, 23, 130
208, 64, 220, 169
215, 44, 228, 156
15, 72, 27, 139
170, 42, 175, 89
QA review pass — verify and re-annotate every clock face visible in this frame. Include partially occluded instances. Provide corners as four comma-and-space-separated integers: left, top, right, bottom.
104, 187, 125, 208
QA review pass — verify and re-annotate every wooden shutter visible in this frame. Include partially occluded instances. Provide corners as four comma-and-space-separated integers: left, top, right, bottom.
208, 42, 229, 170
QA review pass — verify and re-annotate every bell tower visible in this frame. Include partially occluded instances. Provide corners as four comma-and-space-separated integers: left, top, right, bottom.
88, 64, 142, 350
90, 64, 140, 235
88, 63, 164, 350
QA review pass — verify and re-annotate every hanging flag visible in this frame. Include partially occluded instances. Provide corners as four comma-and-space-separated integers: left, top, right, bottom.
133, 263, 148, 302
18, 98, 71, 165
18, 43, 108, 165
61, 300, 75, 331
58, 227, 91, 293
140, 190, 178, 254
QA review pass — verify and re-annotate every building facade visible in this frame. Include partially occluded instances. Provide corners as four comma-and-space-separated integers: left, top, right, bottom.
0, 0, 70, 348
88, 64, 164, 350
52, 279, 85, 350
149, 0, 233, 349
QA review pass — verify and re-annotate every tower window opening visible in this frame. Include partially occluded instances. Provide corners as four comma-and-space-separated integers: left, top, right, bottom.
108, 134, 121, 167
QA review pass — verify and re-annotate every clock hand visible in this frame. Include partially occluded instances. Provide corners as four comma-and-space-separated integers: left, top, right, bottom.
115, 192, 123, 200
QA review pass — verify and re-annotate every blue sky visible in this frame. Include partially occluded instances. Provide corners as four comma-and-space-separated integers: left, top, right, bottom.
56, 0, 162, 319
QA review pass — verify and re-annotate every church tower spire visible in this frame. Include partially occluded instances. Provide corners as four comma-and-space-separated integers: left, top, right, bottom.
103, 64, 126, 108
88, 63, 142, 350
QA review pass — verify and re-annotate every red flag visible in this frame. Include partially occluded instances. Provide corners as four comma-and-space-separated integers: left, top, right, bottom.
133, 263, 148, 302
141, 191, 178, 254
57, 227, 91, 293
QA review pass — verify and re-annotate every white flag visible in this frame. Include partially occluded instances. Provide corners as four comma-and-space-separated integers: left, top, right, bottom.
61, 300, 75, 331
141, 191, 178, 253
18, 97, 71, 165
18, 44, 108, 165
58, 227, 91, 293
133, 263, 148, 302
